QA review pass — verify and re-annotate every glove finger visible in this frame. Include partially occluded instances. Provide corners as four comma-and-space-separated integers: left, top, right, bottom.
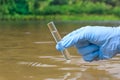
56, 42, 65, 51
83, 51, 99, 62
62, 27, 85, 40
56, 27, 88, 51
76, 44, 99, 56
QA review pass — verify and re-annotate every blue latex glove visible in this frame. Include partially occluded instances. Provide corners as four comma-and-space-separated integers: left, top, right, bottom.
56, 26, 120, 62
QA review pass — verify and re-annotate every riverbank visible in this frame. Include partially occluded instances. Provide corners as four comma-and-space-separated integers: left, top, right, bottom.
0, 14, 120, 21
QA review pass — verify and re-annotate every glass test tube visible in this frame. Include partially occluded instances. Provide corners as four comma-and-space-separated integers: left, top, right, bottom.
47, 22, 71, 60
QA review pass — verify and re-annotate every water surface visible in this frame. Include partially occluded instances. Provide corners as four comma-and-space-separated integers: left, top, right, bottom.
0, 21, 120, 80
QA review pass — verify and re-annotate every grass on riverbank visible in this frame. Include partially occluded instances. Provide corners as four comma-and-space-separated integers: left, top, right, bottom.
0, 14, 120, 21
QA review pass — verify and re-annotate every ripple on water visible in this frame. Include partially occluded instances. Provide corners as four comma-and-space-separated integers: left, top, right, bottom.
18, 61, 57, 67
39, 55, 120, 79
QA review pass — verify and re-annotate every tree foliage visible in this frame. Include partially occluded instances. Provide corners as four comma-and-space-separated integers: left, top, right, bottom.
0, 0, 120, 17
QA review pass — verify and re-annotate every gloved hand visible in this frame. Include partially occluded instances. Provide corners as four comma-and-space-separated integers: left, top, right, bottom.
56, 26, 120, 62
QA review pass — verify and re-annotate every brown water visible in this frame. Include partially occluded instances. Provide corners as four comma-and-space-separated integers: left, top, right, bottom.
0, 21, 120, 80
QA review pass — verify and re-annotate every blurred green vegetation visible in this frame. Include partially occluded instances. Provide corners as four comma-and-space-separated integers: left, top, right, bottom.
0, 0, 120, 20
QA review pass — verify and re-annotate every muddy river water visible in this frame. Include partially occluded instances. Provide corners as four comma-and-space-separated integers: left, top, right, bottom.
0, 21, 120, 80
